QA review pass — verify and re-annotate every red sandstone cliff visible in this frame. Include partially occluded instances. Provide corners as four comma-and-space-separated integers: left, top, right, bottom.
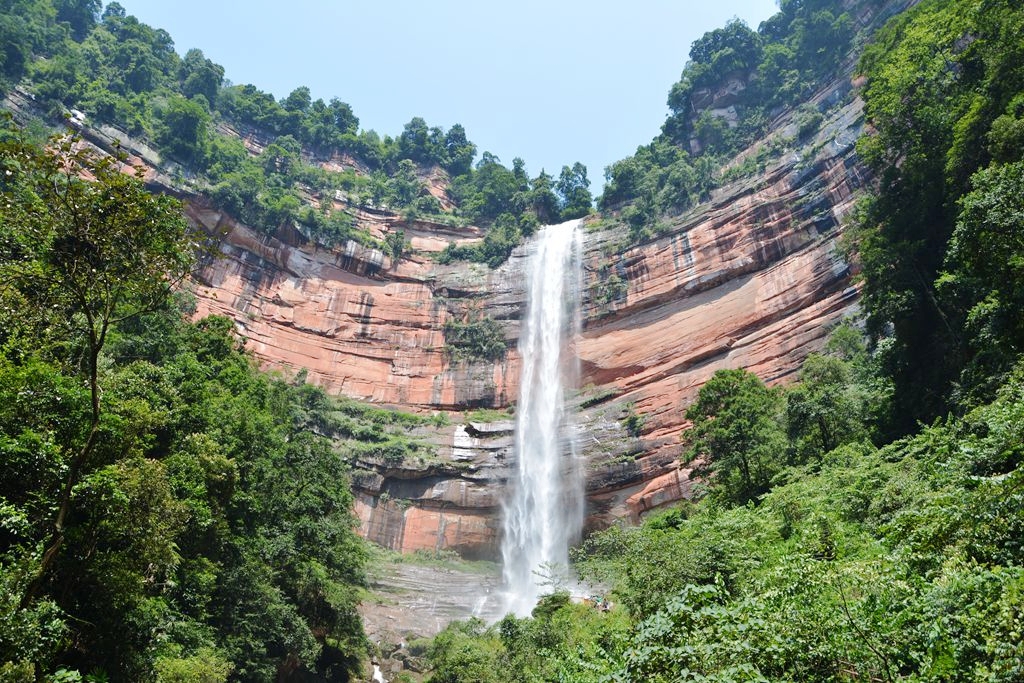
173, 89, 868, 556
577, 95, 866, 528
0, 35, 880, 558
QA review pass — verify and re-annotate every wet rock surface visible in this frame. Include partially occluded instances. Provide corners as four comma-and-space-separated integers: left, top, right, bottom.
361, 562, 503, 639
360, 561, 503, 679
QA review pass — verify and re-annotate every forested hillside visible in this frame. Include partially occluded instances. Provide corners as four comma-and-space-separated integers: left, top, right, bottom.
0, 130, 380, 679
1, 0, 593, 267
423, 0, 1024, 680
599, 0, 906, 242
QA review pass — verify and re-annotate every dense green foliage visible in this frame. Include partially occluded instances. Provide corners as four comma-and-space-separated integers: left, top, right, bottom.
3, 0, 1023, 680
428, 342, 1024, 682
1, 131, 369, 680
853, 0, 1024, 431
684, 368, 787, 505
443, 315, 508, 362
0, 0, 590, 265
424, 1, 1024, 680
600, 0, 888, 242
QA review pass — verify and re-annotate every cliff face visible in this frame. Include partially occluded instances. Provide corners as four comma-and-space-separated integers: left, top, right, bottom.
170, 89, 867, 557
576, 96, 866, 526
186, 203, 523, 410
4, 45, 873, 558
182, 207, 530, 558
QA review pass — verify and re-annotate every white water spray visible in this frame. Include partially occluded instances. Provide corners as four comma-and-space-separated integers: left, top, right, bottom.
500, 219, 584, 616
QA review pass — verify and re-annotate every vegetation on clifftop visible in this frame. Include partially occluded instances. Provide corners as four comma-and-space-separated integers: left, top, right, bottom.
1, 0, 591, 265
599, 0, 894, 243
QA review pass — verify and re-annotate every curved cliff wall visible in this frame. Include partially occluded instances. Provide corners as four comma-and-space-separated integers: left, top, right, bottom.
576, 96, 866, 528
4, 36, 879, 558
170, 92, 868, 557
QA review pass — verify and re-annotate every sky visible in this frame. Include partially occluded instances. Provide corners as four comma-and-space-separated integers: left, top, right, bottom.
116, 0, 779, 191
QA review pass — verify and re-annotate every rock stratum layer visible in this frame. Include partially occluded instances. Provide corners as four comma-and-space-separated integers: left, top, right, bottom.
179, 94, 865, 558
577, 96, 866, 528
4, 49, 874, 558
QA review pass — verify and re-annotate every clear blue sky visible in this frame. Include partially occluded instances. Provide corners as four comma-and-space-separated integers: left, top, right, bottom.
117, 0, 778, 191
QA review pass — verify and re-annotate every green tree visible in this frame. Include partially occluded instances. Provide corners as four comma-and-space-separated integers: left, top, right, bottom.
556, 162, 592, 220
0, 11, 34, 88
785, 353, 870, 462
327, 97, 359, 135
54, 0, 100, 40
399, 116, 439, 165
179, 48, 224, 109
685, 369, 785, 505
157, 93, 211, 166
0, 131, 200, 603
282, 85, 311, 114
854, 0, 1024, 426
443, 123, 476, 176
385, 229, 407, 262
529, 170, 560, 225
937, 160, 1024, 401
428, 619, 503, 683
388, 158, 423, 207
443, 314, 507, 362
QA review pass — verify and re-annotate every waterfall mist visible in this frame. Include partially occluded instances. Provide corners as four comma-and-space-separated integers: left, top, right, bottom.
500, 219, 584, 617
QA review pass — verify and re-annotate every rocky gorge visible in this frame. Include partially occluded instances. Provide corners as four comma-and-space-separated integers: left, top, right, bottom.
0, 0, 898, 562
82, 90, 864, 561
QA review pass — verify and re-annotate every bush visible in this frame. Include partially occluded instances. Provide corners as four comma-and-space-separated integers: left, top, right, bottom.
444, 316, 507, 362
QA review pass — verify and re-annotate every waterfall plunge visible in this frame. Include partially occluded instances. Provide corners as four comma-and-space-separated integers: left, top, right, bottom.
500, 219, 584, 617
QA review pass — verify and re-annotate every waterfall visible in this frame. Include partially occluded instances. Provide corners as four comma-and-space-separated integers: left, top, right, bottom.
500, 219, 583, 617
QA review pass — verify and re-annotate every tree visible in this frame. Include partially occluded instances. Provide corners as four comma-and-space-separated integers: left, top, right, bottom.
328, 97, 358, 135
0, 131, 201, 602
853, 0, 1024, 428
556, 162, 592, 220
529, 170, 560, 225
388, 158, 422, 207
688, 18, 762, 70
157, 94, 211, 166
0, 21, 28, 90
444, 123, 476, 176
785, 354, 870, 462
179, 48, 224, 109
398, 116, 430, 163
685, 369, 785, 505
937, 160, 1024, 401
54, 0, 101, 40
282, 85, 312, 113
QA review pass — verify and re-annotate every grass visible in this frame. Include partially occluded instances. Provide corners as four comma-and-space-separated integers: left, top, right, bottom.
367, 545, 500, 575
464, 407, 513, 423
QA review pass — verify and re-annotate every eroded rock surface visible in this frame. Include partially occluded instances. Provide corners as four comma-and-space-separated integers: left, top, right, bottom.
4, 71, 868, 557
170, 96, 867, 556
573, 97, 867, 520
330, 83, 866, 553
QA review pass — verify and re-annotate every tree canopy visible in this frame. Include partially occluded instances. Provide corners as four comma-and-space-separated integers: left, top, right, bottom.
0, 127, 369, 681
0, 0, 591, 268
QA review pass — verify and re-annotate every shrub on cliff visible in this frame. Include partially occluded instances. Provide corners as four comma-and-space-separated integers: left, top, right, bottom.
443, 315, 507, 362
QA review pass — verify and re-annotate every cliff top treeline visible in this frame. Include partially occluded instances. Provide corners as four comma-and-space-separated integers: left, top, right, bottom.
601, 0, 907, 242
0, 0, 593, 266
